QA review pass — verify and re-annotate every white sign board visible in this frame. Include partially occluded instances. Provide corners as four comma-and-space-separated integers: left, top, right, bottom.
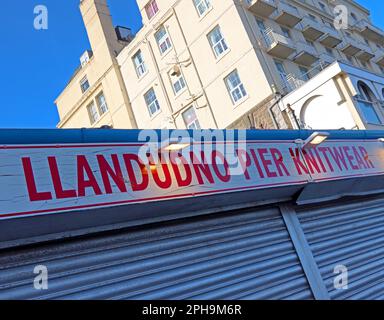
0, 140, 383, 220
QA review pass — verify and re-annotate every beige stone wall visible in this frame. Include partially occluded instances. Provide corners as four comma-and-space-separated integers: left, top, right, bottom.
55, 0, 384, 131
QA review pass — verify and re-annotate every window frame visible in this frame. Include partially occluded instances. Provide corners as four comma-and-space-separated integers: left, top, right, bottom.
182, 106, 201, 129
87, 101, 100, 125
144, 88, 161, 117
96, 92, 108, 115
170, 73, 187, 95
132, 50, 147, 78
145, 0, 159, 20
207, 26, 229, 59
80, 76, 90, 94
155, 26, 173, 55
193, 0, 212, 18
224, 70, 247, 105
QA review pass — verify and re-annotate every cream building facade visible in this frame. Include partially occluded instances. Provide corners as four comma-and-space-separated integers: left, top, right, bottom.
55, 0, 384, 131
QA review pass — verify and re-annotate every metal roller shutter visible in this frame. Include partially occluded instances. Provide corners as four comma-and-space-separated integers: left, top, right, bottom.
0, 205, 313, 300
296, 195, 384, 300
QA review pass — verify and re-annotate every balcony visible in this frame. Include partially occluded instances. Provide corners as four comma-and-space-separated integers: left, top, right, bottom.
261, 29, 296, 59
354, 20, 384, 45
337, 39, 363, 56
373, 48, 384, 67
355, 42, 375, 62
246, 0, 277, 17
292, 42, 319, 66
272, 2, 302, 28
300, 16, 325, 41
319, 25, 342, 48
319, 52, 337, 65
281, 61, 330, 93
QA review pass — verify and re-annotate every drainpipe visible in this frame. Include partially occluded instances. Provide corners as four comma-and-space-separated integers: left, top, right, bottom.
286, 103, 301, 129
172, 7, 219, 129
146, 37, 177, 128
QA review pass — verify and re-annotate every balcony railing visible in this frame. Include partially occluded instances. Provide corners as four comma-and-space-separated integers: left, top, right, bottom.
280, 60, 330, 93
319, 25, 342, 48
337, 39, 364, 56
354, 19, 384, 44
272, 2, 302, 28
373, 47, 384, 67
300, 16, 325, 41
319, 52, 337, 65
355, 41, 375, 61
292, 42, 319, 66
261, 28, 296, 58
246, 0, 277, 17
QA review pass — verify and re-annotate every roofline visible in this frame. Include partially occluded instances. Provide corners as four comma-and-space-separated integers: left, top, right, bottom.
0, 129, 382, 145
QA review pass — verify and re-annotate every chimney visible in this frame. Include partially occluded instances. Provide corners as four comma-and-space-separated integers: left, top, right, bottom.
79, 0, 123, 58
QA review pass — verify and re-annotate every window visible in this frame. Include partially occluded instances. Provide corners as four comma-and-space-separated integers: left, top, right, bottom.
132, 50, 147, 78
256, 19, 266, 31
144, 88, 161, 116
318, 2, 328, 12
170, 73, 186, 95
193, 0, 211, 17
208, 26, 229, 58
350, 12, 358, 23
275, 60, 290, 90
183, 107, 201, 129
87, 102, 99, 124
96, 92, 108, 115
225, 70, 247, 104
145, 0, 159, 20
299, 66, 310, 81
281, 27, 291, 38
155, 26, 172, 55
80, 76, 90, 93
325, 47, 334, 56
306, 40, 315, 47
346, 55, 354, 65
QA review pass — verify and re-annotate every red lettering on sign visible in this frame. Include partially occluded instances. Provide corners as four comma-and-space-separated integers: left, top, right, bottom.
303, 149, 322, 174
48, 157, 77, 199
329, 147, 348, 171
343, 146, 359, 170
236, 149, 251, 180
97, 154, 127, 194
170, 153, 192, 187
77, 155, 102, 197
359, 146, 375, 169
318, 147, 334, 172
149, 154, 172, 189
22, 157, 53, 202
249, 148, 265, 178
123, 154, 149, 191
212, 150, 231, 183
270, 148, 290, 177
289, 148, 309, 175
190, 151, 215, 185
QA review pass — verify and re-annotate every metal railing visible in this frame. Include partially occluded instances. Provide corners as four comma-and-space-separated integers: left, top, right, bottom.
354, 19, 384, 36
276, 1, 300, 17
280, 60, 331, 93
295, 41, 318, 56
261, 27, 293, 49
245, 0, 276, 6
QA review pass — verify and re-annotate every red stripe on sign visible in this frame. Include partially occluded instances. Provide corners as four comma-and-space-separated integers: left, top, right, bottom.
0, 180, 308, 218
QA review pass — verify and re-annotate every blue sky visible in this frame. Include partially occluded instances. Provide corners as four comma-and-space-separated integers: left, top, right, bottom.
0, 0, 381, 128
